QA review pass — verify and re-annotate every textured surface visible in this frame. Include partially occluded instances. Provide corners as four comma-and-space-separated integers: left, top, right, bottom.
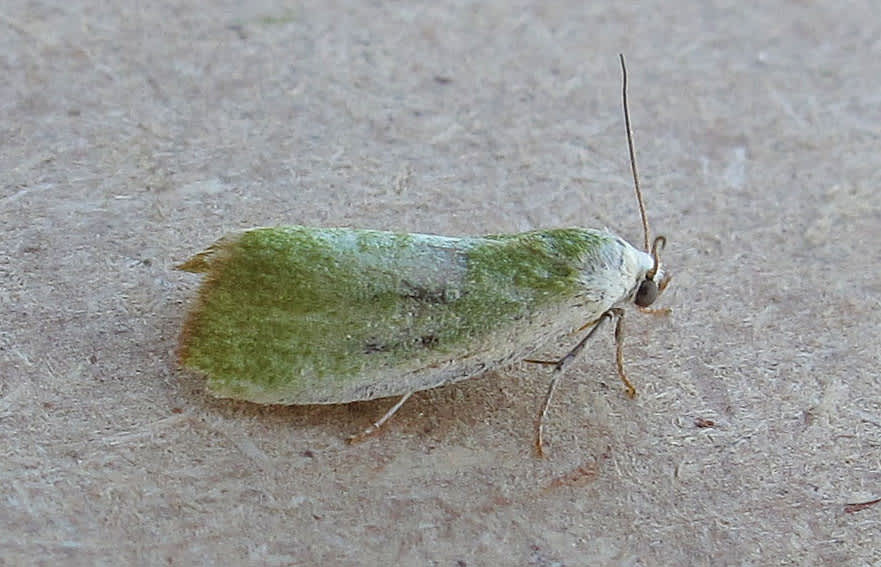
2, 1, 880, 565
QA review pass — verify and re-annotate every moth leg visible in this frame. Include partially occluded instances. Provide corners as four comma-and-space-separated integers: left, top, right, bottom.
347, 391, 413, 444
611, 309, 637, 399
523, 317, 604, 366
522, 358, 557, 366
638, 305, 671, 316
535, 308, 627, 456
536, 372, 563, 458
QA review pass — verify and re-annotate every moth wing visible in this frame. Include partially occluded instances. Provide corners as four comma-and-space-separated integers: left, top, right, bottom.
179, 227, 612, 404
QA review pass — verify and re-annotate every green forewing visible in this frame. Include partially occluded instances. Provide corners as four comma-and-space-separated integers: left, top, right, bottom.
179, 226, 612, 403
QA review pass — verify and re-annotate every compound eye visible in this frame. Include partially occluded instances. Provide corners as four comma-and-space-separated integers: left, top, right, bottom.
635, 279, 658, 307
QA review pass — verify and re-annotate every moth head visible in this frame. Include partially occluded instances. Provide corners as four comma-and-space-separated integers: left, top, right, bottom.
634, 235, 671, 308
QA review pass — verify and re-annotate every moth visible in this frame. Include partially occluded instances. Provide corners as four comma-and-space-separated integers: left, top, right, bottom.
177, 55, 670, 454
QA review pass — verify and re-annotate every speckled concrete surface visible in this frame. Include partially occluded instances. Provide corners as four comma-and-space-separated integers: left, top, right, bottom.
2, 1, 880, 565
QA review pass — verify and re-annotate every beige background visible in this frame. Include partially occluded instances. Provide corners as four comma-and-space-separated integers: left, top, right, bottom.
3, 1, 880, 565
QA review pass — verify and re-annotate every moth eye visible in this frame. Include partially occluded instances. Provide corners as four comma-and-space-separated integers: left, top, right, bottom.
635, 279, 658, 307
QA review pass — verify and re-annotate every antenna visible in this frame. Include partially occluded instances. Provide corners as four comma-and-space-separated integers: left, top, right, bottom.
619, 53, 651, 252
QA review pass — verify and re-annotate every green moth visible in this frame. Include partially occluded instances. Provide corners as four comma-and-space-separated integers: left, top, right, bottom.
177, 55, 670, 454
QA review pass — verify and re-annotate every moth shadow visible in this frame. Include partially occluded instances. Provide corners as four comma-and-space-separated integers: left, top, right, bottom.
190, 369, 539, 448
